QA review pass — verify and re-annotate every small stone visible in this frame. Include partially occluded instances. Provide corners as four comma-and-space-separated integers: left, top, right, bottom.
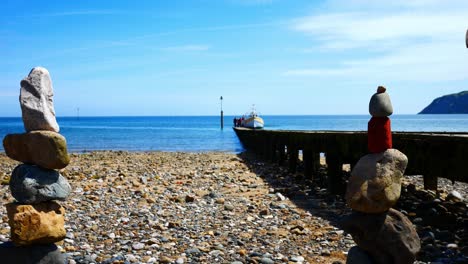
185, 247, 201, 255
6, 202, 66, 246
446, 190, 463, 202
276, 193, 286, 201
0, 241, 65, 264
20, 67, 60, 132
369, 89, 393, 117
224, 204, 235, 211
377, 86, 386, 93
260, 257, 275, 264
346, 149, 408, 213
10, 164, 72, 204
259, 209, 270, 216
132, 242, 145, 250
447, 243, 458, 249
3, 131, 69, 169
290, 255, 305, 262
185, 195, 195, 203
215, 198, 225, 204
159, 256, 173, 263
238, 249, 247, 256
175, 257, 185, 264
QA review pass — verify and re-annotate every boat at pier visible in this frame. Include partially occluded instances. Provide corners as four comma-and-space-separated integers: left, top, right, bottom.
242, 106, 264, 129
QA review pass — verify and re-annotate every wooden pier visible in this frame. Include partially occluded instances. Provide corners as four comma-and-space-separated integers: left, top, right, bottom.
234, 127, 468, 194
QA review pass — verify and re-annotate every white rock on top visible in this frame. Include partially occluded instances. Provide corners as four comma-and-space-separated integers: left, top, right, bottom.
20, 67, 59, 132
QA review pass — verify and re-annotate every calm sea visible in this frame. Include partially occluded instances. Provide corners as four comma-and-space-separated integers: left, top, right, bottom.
1, 115, 467, 153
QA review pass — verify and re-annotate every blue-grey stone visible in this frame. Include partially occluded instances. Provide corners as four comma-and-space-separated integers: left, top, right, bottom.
0, 242, 65, 264
369, 92, 393, 117
10, 164, 71, 204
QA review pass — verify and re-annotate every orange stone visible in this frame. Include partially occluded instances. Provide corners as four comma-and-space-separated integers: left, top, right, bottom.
377, 86, 386, 93
6, 202, 66, 246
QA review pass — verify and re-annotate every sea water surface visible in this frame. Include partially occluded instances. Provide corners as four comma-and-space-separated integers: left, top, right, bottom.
1, 115, 468, 152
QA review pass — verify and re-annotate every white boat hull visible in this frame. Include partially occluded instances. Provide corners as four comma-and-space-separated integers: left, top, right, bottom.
243, 117, 264, 129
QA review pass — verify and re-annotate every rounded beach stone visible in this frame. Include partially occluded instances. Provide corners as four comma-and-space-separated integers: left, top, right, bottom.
367, 116, 392, 153
0, 242, 65, 264
346, 149, 408, 213
340, 209, 420, 264
369, 90, 393, 117
10, 164, 72, 204
6, 201, 66, 246
20, 67, 60, 132
3, 131, 70, 169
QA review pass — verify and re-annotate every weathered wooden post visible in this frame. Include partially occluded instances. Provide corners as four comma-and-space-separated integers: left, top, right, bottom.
288, 144, 298, 173
327, 153, 345, 195
303, 149, 314, 180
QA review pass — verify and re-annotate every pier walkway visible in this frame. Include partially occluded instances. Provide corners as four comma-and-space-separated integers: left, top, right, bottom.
234, 127, 468, 194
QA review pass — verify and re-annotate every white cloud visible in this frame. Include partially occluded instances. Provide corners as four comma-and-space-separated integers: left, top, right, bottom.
287, 0, 468, 82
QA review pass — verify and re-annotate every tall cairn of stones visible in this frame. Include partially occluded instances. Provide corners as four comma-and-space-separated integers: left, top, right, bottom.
341, 86, 421, 264
1, 67, 70, 263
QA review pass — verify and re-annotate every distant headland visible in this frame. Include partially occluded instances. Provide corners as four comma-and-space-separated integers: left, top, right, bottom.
419, 91, 468, 114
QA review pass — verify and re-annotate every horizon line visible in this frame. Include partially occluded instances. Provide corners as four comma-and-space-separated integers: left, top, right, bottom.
0, 113, 445, 118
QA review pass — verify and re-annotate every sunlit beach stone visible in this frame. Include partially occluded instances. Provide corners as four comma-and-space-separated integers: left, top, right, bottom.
0, 242, 65, 264
10, 164, 71, 204
369, 87, 393, 117
346, 149, 407, 213
3, 131, 70, 169
20, 67, 59, 132
6, 201, 66, 246
340, 209, 420, 264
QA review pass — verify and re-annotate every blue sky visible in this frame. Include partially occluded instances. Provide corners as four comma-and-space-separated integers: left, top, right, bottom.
1, 0, 467, 116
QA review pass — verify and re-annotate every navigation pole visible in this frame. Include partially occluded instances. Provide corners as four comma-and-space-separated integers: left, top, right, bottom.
220, 96, 224, 130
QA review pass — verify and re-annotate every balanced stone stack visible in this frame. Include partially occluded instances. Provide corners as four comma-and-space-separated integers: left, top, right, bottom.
1, 67, 70, 263
341, 87, 421, 264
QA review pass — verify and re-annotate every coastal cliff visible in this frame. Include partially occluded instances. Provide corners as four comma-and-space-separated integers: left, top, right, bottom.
419, 91, 468, 114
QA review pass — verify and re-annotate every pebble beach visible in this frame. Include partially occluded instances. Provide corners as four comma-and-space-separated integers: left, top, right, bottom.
0, 151, 466, 264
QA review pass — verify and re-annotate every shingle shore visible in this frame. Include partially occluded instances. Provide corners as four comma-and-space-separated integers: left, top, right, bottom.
0, 151, 466, 263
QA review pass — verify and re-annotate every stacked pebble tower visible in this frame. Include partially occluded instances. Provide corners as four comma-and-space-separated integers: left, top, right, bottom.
341, 86, 421, 264
1, 67, 70, 263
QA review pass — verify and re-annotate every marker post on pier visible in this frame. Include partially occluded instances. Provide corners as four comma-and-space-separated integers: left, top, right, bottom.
220, 96, 224, 130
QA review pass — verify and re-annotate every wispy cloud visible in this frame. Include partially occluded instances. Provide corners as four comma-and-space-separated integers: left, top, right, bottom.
29, 10, 125, 18
286, 0, 468, 82
161, 45, 211, 52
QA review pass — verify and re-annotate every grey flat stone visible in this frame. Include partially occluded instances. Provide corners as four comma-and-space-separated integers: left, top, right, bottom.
10, 164, 71, 204
369, 92, 393, 117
